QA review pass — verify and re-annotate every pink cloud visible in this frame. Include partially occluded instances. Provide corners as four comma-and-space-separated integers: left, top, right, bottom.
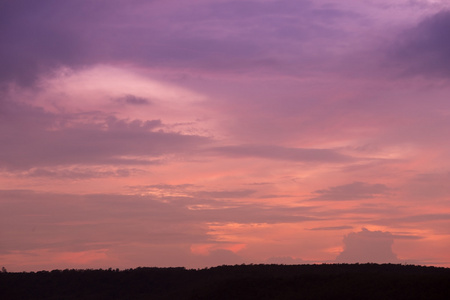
335, 228, 399, 264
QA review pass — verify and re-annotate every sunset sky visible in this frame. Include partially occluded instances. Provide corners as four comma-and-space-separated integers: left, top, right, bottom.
2, 0, 450, 272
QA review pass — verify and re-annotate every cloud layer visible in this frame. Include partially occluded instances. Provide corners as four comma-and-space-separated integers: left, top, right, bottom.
1, 0, 450, 271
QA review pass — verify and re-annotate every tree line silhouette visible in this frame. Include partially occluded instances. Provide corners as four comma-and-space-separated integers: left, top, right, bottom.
1, 263, 449, 299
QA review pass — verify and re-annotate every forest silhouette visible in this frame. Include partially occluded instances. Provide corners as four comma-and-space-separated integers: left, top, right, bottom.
1, 263, 450, 299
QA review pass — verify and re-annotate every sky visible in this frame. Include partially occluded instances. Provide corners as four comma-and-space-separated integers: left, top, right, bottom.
1, 0, 450, 272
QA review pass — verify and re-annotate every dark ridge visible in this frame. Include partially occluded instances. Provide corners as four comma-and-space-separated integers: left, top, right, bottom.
1, 264, 449, 299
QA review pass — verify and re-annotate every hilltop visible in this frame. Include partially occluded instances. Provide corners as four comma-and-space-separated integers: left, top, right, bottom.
1, 263, 449, 299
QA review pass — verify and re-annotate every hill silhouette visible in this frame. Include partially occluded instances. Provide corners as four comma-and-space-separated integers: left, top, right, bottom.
1, 263, 449, 299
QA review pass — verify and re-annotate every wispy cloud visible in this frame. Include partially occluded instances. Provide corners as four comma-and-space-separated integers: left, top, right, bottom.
311, 182, 390, 201
308, 226, 353, 231
211, 145, 353, 163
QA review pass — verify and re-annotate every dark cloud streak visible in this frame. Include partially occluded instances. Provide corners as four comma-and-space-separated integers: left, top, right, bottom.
0, 0, 371, 87
212, 145, 353, 163
308, 225, 353, 231
389, 10, 450, 78
0, 100, 208, 171
311, 182, 390, 201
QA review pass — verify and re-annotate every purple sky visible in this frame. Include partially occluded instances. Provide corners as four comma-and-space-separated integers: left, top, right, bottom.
1, 0, 450, 271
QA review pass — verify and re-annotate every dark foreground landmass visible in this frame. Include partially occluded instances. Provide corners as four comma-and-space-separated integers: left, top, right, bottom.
1, 263, 450, 299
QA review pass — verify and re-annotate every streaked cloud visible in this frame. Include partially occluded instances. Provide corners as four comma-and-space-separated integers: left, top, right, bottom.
311, 182, 390, 201
0, 99, 209, 171
211, 145, 353, 163
115, 94, 152, 106
308, 226, 353, 231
